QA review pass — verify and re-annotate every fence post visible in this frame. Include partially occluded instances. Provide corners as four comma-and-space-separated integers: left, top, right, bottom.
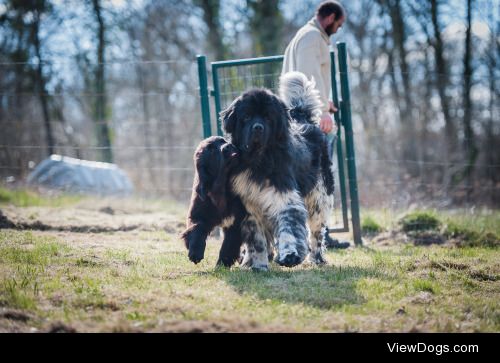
330, 50, 349, 233
211, 64, 224, 136
337, 42, 362, 246
197, 55, 212, 138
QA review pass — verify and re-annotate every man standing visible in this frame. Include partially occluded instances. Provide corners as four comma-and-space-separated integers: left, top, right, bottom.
282, 1, 349, 249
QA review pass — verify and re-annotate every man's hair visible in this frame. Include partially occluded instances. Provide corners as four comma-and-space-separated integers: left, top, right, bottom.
316, 1, 345, 20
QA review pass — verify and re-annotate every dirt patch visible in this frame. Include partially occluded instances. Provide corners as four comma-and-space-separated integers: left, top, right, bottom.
429, 260, 498, 281
0, 308, 34, 322
369, 229, 470, 247
0, 308, 39, 333
45, 322, 78, 333
411, 231, 445, 246
371, 230, 448, 246
0, 205, 184, 234
430, 261, 470, 271
0, 210, 16, 229
468, 270, 498, 282
369, 231, 409, 246
149, 319, 296, 333
407, 291, 434, 305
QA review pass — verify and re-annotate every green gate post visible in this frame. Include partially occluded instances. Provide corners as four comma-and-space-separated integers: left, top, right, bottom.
211, 63, 224, 136
337, 43, 362, 246
330, 50, 349, 233
197, 55, 212, 138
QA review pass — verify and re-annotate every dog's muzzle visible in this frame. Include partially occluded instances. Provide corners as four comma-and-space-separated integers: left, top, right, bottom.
247, 122, 265, 150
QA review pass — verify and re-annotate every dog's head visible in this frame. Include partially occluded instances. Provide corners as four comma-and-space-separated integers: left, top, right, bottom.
220, 89, 289, 160
194, 136, 239, 212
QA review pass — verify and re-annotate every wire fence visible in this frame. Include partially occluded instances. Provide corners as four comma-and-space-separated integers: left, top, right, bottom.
1, 57, 499, 217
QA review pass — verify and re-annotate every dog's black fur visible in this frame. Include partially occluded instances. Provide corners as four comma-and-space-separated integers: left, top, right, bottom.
223, 89, 328, 196
288, 108, 334, 196
221, 88, 331, 267
181, 136, 246, 267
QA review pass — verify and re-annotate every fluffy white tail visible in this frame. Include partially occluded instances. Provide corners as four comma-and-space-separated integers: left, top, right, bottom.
279, 71, 323, 122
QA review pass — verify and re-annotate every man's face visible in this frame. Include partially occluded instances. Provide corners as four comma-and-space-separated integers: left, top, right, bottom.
325, 15, 345, 36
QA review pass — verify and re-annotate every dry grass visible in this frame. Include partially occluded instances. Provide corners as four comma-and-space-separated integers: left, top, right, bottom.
0, 197, 499, 332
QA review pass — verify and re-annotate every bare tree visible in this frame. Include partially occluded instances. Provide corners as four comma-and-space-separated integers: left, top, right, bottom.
91, 0, 113, 163
461, 0, 477, 198
196, 0, 228, 60
429, 0, 456, 165
378, 0, 417, 175
32, 1, 55, 157
247, 0, 283, 56
485, 0, 500, 191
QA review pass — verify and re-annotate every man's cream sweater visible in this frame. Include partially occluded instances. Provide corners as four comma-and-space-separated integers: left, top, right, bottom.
282, 17, 332, 113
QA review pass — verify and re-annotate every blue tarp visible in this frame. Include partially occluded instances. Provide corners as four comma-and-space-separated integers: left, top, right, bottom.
27, 155, 134, 195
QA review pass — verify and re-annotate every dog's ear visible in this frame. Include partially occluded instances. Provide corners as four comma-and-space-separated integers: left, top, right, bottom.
220, 98, 238, 134
207, 173, 227, 214
195, 167, 211, 201
197, 183, 207, 201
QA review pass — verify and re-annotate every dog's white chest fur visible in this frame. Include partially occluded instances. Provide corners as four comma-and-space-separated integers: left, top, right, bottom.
231, 170, 302, 220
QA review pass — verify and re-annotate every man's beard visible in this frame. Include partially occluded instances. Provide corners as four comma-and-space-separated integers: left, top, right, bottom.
325, 22, 335, 36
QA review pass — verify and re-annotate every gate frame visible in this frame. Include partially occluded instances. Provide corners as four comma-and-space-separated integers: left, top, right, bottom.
197, 42, 362, 245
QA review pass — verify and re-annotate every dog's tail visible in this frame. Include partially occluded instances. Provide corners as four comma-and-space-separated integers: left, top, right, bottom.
279, 71, 323, 124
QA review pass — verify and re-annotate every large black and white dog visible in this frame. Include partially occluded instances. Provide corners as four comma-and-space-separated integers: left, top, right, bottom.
221, 71, 334, 269
181, 136, 247, 267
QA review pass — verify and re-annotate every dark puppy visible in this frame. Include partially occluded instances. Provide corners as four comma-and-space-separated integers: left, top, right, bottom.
181, 136, 246, 267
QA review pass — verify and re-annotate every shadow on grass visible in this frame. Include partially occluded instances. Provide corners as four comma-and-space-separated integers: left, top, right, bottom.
213, 264, 389, 310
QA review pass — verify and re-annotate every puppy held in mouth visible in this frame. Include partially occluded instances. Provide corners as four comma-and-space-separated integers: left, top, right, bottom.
181, 136, 247, 267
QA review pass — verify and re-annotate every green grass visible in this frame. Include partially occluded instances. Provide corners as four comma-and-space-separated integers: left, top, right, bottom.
361, 216, 383, 236
399, 211, 441, 232
362, 209, 500, 248
0, 230, 69, 310
0, 224, 498, 332
0, 187, 82, 207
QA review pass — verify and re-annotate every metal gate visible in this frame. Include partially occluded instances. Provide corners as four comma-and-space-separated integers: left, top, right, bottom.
197, 42, 362, 245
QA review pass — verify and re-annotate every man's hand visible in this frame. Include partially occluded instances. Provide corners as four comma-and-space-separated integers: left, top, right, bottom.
320, 112, 336, 134
329, 100, 338, 113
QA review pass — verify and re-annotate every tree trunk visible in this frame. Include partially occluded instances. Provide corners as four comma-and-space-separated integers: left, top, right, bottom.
430, 0, 455, 156
247, 0, 282, 56
33, 4, 54, 157
462, 0, 477, 200
197, 0, 227, 60
487, 0, 499, 187
378, 0, 417, 176
92, 0, 113, 163
247, 0, 283, 88
429, 0, 458, 194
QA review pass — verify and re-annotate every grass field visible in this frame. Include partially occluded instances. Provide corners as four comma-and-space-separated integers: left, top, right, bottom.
0, 188, 499, 332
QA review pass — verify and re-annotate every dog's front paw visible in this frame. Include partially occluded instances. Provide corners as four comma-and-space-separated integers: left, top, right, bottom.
240, 253, 269, 271
251, 264, 269, 272
275, 252, 303, 267
308, 251, 327, 265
